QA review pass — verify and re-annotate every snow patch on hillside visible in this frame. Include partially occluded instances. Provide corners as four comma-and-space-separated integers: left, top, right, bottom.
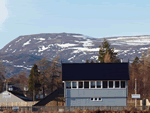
16, 37, 24, 43
70, 47, 99, 54
72, 35, 83, 38
68, 55, 76, 61
114, 49, 120, 52
140, 47, 148, 50
34, 38, 45, 40
22, 39, 31, 47
90, 56, 98, 60
57, 43, 78, 48
75, 39, 94, 47
12, 49, 16, 53
3, 60, 13, 63
38, 45, 50, 52
14, 65, 31, 70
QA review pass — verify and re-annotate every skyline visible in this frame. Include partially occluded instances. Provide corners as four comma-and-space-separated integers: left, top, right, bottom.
1, 0, 150, 49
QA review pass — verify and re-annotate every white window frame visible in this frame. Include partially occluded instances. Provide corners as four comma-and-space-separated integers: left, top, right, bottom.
66, 81, 71, 89
71, 81, 77, 89
77, 81, 79, 89
121, 80, 126, 88
78, 81, 84, 89
102, 80, 108, 88
108, 80, 114, 89
84, 81, 89, 89
96, 81, 102, 89
90, 81, 96, 89
115, 80, 120, 88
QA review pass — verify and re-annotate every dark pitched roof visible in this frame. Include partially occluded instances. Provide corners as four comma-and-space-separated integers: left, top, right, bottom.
62, 63, 130, 81
33, 87, 64, 106
8, 91, 32, 101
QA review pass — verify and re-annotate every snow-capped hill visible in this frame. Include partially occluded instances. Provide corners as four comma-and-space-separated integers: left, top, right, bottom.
1, 33, 150, 78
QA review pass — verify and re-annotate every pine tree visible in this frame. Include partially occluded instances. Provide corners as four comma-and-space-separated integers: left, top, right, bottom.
132, 56, 139, 64
98, 38, 120, 63
28, 64, 40, 101
0, 59, 6, 92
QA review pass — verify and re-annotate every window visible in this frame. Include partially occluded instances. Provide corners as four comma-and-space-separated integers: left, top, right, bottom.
109, 81, 113, 88
66, 82, 71, 89
84, 81, 89, 88
103, 81, 107, 88
91, 97, 102, 101
121, 81, 125, 88
79, 82, 83, 88
98, 98, 102, 101
72, 82, 77, 88
115, 81, 119, 88
97, 81, 101, 88
95, 98, 97, 101
91, 81, 95, 88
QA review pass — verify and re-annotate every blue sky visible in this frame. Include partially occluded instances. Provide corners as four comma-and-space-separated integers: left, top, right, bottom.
0, 0, 150, 49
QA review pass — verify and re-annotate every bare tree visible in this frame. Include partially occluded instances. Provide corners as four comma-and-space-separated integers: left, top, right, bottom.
36, 56, 62, 97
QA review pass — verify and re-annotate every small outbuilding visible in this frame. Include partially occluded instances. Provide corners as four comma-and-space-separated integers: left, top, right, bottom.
0, 90, 36, 106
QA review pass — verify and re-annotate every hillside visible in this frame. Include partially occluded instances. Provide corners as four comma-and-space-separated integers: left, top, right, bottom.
0, 32, 150, 77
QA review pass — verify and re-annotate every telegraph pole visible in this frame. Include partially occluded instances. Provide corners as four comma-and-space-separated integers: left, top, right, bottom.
135, 78, 137, 108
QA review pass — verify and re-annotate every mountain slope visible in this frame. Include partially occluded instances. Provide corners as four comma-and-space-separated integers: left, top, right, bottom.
0, 33, 150, 77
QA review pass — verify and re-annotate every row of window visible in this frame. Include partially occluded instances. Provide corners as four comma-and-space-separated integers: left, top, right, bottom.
65, 81, 126, 89
91, 97, 102, 101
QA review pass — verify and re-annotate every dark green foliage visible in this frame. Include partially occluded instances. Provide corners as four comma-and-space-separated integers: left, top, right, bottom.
133, 56, 139, 65
95, 60, 98, 63
90, 60, 95, 63
28, 64, 40, 93
98, 38, 120, 63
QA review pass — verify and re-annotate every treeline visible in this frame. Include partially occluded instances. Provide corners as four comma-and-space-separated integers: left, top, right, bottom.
0, 38, 150, 101
128, 49, 150, 100
0, 56, 62, 101
28, 56, 62, 100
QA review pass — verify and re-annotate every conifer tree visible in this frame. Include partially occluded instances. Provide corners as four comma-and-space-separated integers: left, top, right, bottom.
28, 64, 40, 101
98, 38, 120, 63
0, 60, 6, 92
132, 56, 139, 64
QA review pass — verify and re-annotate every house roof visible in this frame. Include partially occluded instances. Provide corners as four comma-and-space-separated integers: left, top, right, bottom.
8, 91, 32, 101
62, 63, 130, 81
0, 90, 32, 101
33, 87, 64, 106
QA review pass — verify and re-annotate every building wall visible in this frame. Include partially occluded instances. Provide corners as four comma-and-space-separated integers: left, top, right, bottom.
66, 89, 127, 98
64, 81, 128, 106
66, 97, 127, 106
0, 91, 24, 103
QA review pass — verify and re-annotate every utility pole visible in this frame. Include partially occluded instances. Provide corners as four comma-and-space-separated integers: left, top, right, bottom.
135, 78, 137, 108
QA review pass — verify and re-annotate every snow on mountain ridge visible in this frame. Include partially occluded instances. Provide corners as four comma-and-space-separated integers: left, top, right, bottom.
2, 33, 150, 78
22, 39, 31, 47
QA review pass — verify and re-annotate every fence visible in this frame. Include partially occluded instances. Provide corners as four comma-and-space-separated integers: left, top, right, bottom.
0, 101, 38, 107
0, 106, 149, 112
